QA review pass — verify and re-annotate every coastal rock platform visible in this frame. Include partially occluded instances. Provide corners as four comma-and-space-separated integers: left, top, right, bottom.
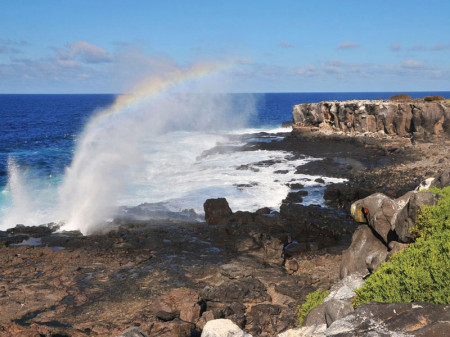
1, 118, 449, 336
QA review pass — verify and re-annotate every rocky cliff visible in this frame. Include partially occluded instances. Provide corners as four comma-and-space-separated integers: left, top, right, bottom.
292, 100, 450, 140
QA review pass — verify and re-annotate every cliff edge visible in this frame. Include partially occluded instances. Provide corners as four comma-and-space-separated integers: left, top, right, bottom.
292, 100, 450, 141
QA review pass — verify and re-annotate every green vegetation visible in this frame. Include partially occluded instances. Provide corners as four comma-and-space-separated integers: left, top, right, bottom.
297, 289, 330, 326
353, 186, 450, 307
388, 94, 411, 101
423, 95, 445, 102
411, 186, 450, 240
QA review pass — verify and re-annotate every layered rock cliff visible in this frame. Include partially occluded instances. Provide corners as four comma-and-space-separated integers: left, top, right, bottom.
292, 100, 450, 140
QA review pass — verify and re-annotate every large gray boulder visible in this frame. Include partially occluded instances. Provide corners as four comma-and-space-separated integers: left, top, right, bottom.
339, 225, 387, 278
395, 191, 440, 242
350, 193, 398, 243
303, 274, 365, 327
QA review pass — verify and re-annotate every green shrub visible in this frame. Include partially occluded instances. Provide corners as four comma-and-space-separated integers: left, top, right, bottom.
411, 186, 450, 240
388, 94, 411, 101
353, 186, 450, 307
297, 289, 330, 326
353, 231, 450, 307
424, 95, 445, 102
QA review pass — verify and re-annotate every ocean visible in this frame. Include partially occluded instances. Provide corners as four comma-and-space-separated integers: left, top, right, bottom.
1, 91, 448, 233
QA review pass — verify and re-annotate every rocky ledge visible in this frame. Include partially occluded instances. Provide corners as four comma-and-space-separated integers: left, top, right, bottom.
292, 100, 450, 140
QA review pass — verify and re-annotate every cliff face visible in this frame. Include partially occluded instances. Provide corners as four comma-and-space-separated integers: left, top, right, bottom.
292, 100, 450, 139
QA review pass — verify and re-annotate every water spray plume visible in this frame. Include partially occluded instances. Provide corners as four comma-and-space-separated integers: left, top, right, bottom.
57, 62, 241, 234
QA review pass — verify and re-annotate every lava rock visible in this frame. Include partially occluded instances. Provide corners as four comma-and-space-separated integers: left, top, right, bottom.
200, 278, 271, 304
204, 198, 233, 225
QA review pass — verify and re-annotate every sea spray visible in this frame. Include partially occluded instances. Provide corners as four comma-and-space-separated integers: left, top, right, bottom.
57, 63, 256, 234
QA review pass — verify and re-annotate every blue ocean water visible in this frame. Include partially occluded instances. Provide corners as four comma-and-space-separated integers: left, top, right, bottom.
0, 91, 448, 230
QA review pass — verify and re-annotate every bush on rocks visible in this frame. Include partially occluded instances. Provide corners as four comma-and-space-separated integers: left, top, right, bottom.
388, 94, 411, 101
353, 186, 450, 307
423, 95, 445, 102
296, 289, 330, 326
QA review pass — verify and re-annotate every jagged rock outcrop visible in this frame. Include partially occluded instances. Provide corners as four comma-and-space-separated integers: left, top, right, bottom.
341, 169, 450, 278
292, 100, 450, 140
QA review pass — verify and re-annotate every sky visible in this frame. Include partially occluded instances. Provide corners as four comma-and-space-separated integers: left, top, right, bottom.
0, 0, 449, 93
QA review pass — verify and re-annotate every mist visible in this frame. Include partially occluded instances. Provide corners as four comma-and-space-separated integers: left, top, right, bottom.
56, 63, 256, 234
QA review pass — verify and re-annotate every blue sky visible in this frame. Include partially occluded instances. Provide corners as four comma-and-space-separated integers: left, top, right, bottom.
1, 0, 449, 93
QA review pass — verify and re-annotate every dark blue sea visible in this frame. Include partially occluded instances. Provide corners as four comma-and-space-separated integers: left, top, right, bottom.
0, 91, 448, 232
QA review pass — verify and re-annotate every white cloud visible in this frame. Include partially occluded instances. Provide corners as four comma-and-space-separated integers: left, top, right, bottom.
55, 41, 112, 64
295, 65, 317, 76
401, 59, 425, 69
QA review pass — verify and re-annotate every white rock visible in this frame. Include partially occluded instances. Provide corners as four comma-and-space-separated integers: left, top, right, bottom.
277, 324, 326, 337
201, 319, 252, 337
324, 274, 365, 302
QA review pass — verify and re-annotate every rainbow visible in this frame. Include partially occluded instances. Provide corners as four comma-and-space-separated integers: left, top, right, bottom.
87, 62, 232, 129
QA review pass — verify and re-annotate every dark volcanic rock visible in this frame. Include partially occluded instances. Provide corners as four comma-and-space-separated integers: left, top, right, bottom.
246, 304, 297, 337
324, 183, 373, 209
204, 198, 233, 225
6, 224, 54, 237
280, 203, 357, 247
200, 278, 271, 304
152, 288, 202, 324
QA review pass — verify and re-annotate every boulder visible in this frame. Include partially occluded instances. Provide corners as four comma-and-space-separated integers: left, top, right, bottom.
324, 299, 354, 327
204, 198, 233, 225
325, 274, 365, 302
304, 274, 364, 327
395, 191, 439, 242
220, 263, 252, 279
339, 225, 387, 278
149, 318, 196, 337
325, 302, 450, 336
201, 319, 252, 337
151, 288, 202, 324
246, 304, 297, 337
350, 193, 398, 243
430, 168, 450, 188
303, 302, 328, 327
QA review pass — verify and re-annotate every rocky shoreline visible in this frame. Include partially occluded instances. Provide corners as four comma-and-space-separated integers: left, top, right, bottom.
1, 101, 449, 336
